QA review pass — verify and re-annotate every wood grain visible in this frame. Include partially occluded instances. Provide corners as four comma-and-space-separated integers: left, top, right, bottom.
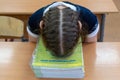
0, 42, 120, 80
0, 0, 118, 14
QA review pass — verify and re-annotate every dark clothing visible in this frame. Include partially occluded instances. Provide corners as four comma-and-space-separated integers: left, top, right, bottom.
28, 1, 98, 37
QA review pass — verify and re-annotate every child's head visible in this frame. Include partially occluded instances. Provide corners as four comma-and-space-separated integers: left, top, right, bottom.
40, 7, 82, 57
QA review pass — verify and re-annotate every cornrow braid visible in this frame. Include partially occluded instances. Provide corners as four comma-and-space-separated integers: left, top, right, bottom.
42, 7, 80, 57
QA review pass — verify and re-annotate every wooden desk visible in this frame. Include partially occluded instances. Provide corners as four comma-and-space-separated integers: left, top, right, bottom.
0, 42, 120, 80
0, 0, 118, 14
0, 0, 118, 41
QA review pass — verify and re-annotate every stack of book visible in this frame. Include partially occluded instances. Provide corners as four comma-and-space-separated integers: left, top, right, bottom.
30, 38, 85, 78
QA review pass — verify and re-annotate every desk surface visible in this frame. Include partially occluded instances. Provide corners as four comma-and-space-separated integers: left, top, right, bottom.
0, 42, 120, 80
0, 0, 118, 14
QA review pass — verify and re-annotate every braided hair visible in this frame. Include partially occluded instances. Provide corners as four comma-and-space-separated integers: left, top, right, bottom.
41, 7, 82, 57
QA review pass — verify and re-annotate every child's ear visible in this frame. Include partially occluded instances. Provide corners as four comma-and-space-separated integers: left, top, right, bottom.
39, 20, 44, 29
78, 21, 82, 30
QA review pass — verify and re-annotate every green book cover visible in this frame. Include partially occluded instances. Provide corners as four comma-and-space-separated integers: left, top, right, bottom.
32, 37, 84, 69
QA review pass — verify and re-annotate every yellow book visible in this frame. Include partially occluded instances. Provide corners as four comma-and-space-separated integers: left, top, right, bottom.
31, 38, 85, 78
32, 38, 84, 69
